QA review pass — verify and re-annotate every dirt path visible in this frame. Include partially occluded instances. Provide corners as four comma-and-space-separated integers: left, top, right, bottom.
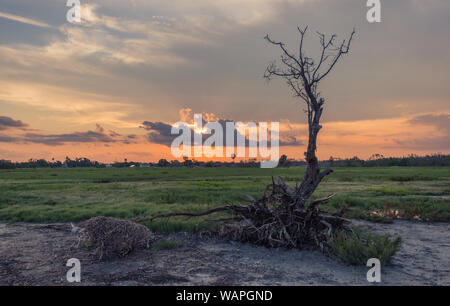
0, 220, 448, 285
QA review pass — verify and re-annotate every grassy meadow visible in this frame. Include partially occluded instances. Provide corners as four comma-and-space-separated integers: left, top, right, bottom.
0, 167, 449, 232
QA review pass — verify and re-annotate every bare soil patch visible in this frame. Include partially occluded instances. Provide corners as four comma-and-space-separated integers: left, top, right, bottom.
0, 220, 448, 285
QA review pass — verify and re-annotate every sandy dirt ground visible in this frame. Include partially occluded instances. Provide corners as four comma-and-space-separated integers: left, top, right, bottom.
0, 220, 448, 286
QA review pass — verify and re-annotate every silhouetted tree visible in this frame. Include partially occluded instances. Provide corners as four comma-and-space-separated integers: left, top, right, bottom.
264, 26, 355, 207
278, 154, 288, 167
136, 26, 356, 251
157, 159, 170, 167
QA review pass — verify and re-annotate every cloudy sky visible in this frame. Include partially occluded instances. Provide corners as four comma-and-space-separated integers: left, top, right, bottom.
0, 0, 449, 162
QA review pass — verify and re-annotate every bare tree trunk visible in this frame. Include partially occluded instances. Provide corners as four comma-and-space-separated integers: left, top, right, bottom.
295, 102, 332, 208
264, 26, 354, 209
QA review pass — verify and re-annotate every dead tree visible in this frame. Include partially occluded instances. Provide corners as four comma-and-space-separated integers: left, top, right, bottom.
136, 26, 356, 251
264, 26, 355, 208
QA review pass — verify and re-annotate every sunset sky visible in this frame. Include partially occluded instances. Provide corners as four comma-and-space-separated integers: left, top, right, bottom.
0, 0, 449, 162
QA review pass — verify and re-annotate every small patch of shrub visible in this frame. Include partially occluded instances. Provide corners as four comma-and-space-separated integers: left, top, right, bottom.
328, 228, 401, 265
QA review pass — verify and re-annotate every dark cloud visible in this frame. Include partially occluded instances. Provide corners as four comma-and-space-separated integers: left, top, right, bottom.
394, 137, 450, 151
141, 118, 303, 148
397, 114, 450, 150
279, 135, 303, 147
0, 116, 28, 130
408, 114, 450, 133
141, 119, 244, 147
141, 121, 177, 146
22, 130, 117, 146
0, 124, 137, 146
0, 135, 16, 142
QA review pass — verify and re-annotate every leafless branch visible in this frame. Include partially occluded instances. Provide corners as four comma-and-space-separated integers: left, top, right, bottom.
264, 27, 355, 107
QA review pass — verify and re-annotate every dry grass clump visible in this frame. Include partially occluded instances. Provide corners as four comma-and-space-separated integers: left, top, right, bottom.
79, 216, 154, 259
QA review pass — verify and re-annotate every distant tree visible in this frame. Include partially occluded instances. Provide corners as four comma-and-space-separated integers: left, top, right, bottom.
231, 153, 236, 162
328, 156, 335, 167
278, 154, 288, 167
157, 159, 170, 167
183, 158, 193, 167
0, 160, 15, 169
345, 156, 363, 167
170, 160, 181, 167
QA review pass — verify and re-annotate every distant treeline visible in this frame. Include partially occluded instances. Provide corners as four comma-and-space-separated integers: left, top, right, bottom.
0, 154, 449, 169
0, 157, 102, 169
319, 154, 450, 167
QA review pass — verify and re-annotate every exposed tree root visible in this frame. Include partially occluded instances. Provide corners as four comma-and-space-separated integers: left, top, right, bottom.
134, 176, 349, 252
134, 206, 233, 223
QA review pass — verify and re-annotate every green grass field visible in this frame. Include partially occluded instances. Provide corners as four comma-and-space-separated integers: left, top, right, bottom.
0, 167, 449, 232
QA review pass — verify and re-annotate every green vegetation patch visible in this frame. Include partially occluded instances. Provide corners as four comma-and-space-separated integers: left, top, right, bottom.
328, 228, 402, 265
0, 167, 448, 231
